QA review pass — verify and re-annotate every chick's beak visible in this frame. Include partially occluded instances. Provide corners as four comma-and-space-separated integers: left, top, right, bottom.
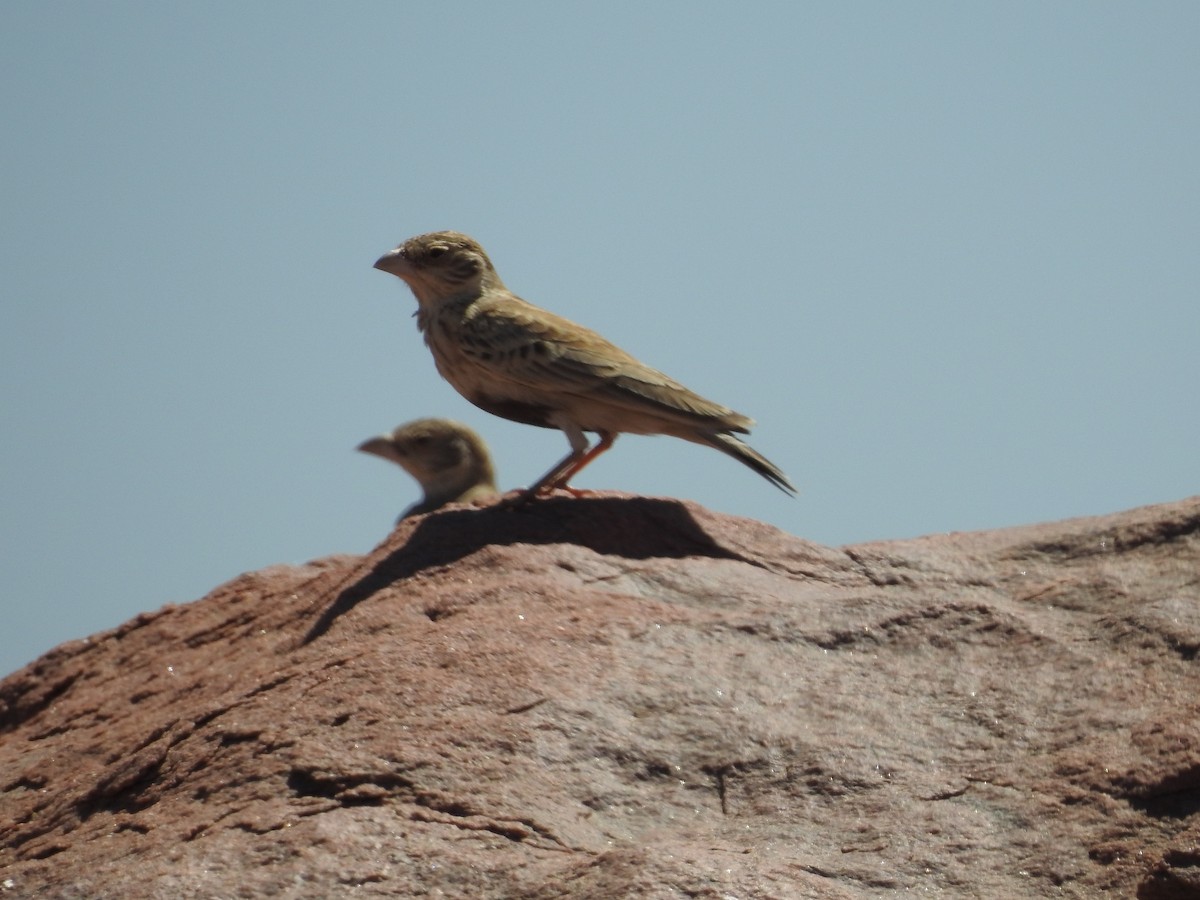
358, 436, 404, 464
373, 247, 409, 276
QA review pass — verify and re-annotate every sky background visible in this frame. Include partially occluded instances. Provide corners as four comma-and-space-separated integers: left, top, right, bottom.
3, 2, 1197, 678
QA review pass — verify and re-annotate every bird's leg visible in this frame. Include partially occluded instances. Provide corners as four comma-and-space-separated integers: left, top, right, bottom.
512, 425, 616, 503
546, 430, 615, 495
505, 425, 587, 506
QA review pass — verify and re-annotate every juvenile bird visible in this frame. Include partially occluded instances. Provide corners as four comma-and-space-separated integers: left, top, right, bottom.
358, 418, 498, 519
373, 231, 795, 499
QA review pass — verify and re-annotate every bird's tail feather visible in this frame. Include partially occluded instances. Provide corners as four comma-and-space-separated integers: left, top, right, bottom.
706, 432, 797, 496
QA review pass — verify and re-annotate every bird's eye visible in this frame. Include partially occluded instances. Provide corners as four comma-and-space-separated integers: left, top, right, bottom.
427, 245, 447, 259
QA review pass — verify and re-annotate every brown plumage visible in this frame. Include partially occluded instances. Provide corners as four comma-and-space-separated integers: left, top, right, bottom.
358, 418, 498, 519
373, 231, 795, 498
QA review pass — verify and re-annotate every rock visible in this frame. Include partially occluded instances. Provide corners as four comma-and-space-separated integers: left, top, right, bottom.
2, 493, 1199, 898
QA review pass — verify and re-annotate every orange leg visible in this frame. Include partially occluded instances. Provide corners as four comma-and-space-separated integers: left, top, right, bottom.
543, 430, 616, 494
515, 431, 617, 503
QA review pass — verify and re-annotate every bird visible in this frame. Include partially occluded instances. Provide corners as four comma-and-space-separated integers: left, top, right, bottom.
373, 230, 795, 500
358, 418, 499, 519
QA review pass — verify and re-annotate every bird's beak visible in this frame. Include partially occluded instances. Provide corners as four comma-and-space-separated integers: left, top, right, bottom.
357, 436, 403, 464
373, 247, 408, 276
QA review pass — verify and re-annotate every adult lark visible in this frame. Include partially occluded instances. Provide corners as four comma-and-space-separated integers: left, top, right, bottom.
374, 231, 795, 499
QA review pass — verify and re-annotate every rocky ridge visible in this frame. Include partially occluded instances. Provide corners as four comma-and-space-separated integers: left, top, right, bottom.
2, 494, 1199, 898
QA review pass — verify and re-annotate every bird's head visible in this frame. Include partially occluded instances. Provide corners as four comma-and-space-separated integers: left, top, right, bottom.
374, 231, 499, 308
358, 418, 497, 503
359, 418, 447, 469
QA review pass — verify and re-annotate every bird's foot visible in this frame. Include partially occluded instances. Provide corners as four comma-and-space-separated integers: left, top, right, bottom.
497, 485, 594, 508
556, 486, 596, 498
496, 489, 535, 509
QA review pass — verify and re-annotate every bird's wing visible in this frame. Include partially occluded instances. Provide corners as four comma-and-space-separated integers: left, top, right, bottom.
460, 295, 753, 429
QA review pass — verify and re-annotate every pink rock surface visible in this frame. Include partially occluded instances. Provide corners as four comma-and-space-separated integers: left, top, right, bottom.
2, 493, 1199, 898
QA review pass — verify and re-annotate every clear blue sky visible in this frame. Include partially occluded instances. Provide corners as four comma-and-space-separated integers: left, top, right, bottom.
3, 3, 1197, 677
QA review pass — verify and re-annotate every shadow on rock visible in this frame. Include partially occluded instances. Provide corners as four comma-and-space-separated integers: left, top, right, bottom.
303, 494, 746, 644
